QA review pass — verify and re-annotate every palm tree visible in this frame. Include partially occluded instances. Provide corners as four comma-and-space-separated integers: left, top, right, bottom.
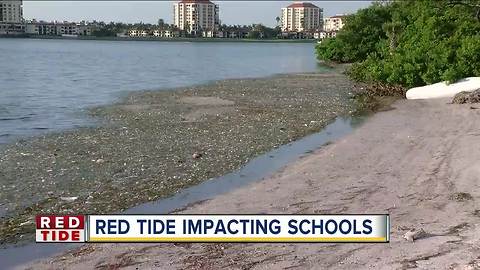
158, 19, 165, 29
275, 16, 281, 27
383, 21, 402, 54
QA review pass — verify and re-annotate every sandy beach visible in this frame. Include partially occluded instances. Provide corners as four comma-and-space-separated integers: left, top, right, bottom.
20, 97, 480, 269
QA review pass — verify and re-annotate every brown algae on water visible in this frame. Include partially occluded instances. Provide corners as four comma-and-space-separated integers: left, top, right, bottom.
0, 73, 357, 244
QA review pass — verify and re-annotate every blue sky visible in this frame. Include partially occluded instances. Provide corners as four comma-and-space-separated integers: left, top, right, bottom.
23, 1, 372, 27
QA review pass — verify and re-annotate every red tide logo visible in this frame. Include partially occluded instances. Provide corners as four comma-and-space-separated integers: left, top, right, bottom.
35, 215, 86, 242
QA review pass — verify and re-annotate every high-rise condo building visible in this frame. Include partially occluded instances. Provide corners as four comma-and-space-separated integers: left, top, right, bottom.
173, 0, 219, 33
281, 2, 323, 32
0, 0, 23, 23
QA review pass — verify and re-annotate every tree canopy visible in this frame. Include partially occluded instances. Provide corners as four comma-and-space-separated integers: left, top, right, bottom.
316, 0, 480, 88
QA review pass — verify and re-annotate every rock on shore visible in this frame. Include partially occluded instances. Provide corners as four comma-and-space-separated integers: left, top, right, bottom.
452, 89, 480, 104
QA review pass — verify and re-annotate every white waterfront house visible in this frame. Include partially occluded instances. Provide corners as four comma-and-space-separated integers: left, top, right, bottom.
323, 15, 346, 32
314, 30, 337, 42
128, 29, 139, 37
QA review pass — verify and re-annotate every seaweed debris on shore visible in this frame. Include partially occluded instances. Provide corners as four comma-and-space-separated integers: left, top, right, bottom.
0, 72, 357, 244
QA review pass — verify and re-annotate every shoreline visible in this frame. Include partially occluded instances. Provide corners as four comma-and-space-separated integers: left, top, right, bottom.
23, 98, 480, 270
0, 70, 326, 148
0, 72, 359, 246
0, 35, 317, 43
1, 115, 367, 269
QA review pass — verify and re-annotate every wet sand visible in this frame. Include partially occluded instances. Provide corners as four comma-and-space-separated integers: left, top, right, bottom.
22, 98, 480, 269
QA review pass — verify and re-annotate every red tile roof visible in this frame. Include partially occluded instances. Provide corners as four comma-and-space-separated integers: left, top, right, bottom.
287, 2, 319, 8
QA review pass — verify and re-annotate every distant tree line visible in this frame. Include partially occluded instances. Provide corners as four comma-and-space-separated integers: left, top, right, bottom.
90, 19, 281, 39
90, 21, 178, 37
218, 24, 281, 39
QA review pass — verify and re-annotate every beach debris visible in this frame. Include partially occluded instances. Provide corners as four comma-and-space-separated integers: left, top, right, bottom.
192, 152, 203, 159
0, 73, 357, 245
452, 89, 480, 104
452, 92, 472, 104
403, 228, 427, 242
60, 196, 78, 202
463, 262, 480, 270
19, 220, 33, 226
450, 192, 473, 202
95, 158, 105, 164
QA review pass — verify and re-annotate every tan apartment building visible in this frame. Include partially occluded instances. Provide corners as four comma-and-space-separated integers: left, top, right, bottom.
0, 0, 24, 34
173, 0, 219, 34
56, 22, 78, 35
25, 21, 57, 35
77, 23, 93, 36
0, 0, 22, 23
25, 21, 79, 36
281, 2, 322, 32
323, 15, 346, 32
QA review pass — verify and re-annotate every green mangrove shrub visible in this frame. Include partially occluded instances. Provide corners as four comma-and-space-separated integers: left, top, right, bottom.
317, 0, 480, 88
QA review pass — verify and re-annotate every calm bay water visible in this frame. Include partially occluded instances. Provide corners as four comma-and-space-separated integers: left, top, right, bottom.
0, 38, 322, 145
